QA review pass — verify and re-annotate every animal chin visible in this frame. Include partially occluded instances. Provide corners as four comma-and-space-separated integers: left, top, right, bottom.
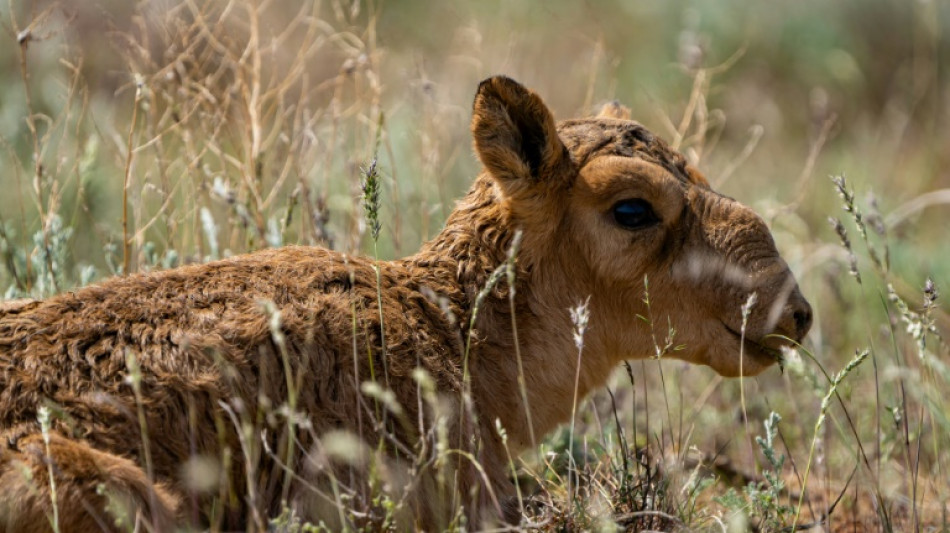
719, 324, 785, 376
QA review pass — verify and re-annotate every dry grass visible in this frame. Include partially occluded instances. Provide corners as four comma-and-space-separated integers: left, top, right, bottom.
1, 0, 949, 531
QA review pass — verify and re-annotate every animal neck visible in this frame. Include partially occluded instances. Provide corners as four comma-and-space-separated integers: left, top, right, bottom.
475, 253, 619, 450
410, 180, 618, 450
412, 175, 513, 300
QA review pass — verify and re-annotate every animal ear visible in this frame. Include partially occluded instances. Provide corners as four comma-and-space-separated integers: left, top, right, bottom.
685, 164, 709, 187
471, 76, 571, 187
597, 100, 631, 120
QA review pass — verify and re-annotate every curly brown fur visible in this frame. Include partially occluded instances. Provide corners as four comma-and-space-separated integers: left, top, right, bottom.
0, 76, 812, 531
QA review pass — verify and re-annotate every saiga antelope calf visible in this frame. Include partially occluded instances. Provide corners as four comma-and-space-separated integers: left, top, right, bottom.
0, 76, 811, 531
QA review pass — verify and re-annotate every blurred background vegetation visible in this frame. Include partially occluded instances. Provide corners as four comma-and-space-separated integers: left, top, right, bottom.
1, 0, 948, 530
2, 0, 948, 280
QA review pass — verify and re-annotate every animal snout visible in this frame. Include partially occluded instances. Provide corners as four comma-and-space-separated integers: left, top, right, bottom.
790, 290, 813, 340
776, 287, 812, 342
792, 299, 811, 340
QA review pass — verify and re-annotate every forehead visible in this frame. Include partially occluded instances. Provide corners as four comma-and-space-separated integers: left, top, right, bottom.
557, 117, 691, 184
577, 156, 678, 200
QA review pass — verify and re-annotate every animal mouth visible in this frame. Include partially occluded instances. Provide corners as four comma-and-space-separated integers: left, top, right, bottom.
722, 324, 787, 367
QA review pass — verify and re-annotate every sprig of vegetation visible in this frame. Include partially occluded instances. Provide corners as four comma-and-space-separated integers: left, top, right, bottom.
37, 406, 60, 533
792, 349, 870, 529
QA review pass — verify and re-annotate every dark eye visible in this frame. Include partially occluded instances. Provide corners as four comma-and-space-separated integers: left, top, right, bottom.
612, 199, 658, 229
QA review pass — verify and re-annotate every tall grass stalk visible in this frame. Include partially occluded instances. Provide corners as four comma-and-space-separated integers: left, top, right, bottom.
829, 175, 898, 529
792, 349, 869, 529
121, 77, 143, 275
452, 238, 516, 519
260, 300, 300, 503
636, 275, 681, 451
504, 231, 536, 449
495, 419, 525, 519
567, 297, 591, 507
346, 260, 370, 439
362, 115, 388, 391
124, 349, 160, 532
462, 266, 505, 381
739, 292, 758, 465
12, 6, 61, 295
37, 406, 60, 533
219, 400, 265, 531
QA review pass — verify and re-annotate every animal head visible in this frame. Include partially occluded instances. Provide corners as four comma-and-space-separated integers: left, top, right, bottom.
469, 76, 811, 377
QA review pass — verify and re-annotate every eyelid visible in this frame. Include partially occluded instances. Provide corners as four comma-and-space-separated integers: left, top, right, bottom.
612, 198, 659, 229
603, 184, 658, 206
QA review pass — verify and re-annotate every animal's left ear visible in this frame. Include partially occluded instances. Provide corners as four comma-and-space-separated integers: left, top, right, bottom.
471, 76, 572, 191
597, 100, 631, 120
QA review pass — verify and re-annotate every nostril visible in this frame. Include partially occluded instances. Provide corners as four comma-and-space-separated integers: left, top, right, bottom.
793, 307, 812, 338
